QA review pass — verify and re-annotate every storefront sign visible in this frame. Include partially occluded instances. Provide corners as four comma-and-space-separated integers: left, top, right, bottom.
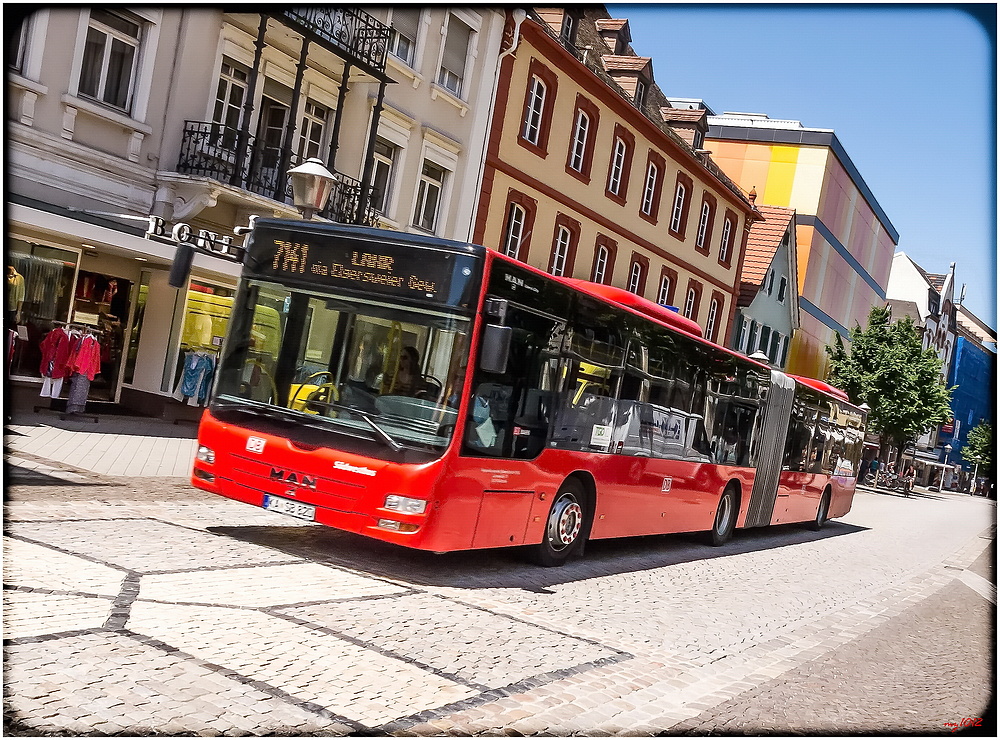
145, 216, 243, 259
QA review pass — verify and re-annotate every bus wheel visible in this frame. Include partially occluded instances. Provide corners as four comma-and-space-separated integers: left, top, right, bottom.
808, 489, 831, 531
708, 485, 738, 546
530, 479, 587, 567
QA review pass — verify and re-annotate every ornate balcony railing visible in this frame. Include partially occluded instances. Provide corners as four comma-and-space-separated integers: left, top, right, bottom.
281, 8, 390, 76
177, 120, 380, 226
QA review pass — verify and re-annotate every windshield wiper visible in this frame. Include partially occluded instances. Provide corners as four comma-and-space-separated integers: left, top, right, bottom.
306, 400, 404, 452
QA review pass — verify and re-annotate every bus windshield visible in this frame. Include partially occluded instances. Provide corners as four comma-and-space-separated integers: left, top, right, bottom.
212, 278, 471, 456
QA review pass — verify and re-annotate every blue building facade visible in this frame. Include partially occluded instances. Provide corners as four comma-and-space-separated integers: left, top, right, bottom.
939, 335, 996, 471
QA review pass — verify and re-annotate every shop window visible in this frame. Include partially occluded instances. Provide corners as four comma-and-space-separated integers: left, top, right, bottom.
7, 240, 79, 379
170, 281, 236, 404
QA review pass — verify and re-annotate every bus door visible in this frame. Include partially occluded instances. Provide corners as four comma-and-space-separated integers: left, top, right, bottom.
461, 302, 564, 548
744, 369, 795, 527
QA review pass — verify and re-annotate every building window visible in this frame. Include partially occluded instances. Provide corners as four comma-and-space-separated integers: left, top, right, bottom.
738, 315, 749, 352
719, 218, 733, 263
641, 162, 658, 216
758, 325, 772, 353
438, 16, 471, 97
296, 100, 328, 160
706, 298, 720, 342
213, 59, 248, 135
522, 76, 546, 146
388, 8, 420, 67
657, 275, 672, 306
696, 202, 711, 250
627, 261, 643, 294
634, 79, 646, 108
608, 137, 627, 195
693, 129, 704, 150
550, 226, 571, 276
9, 17, 28, 72
413, 161, 446, 232
503, 203, 526, 259
778, 276, 788, 303
766, 269, 775, 295
593, 245, 609, 284
769, 331, 782, 364
669, 182, 687, 233
559, 12, 578, 45
370, 138, 397, 214
79, 9, 142, 111
684, 287, 697, 319
779, 333, 789, 366
569, 110, 589, 172
747, 320, 758, 353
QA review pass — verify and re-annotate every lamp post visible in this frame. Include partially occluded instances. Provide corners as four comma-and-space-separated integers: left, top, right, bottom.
288, 157, 336, 220
944, 443, 953, 490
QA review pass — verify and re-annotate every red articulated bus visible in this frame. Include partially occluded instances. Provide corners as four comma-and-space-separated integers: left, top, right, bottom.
191, 219, 867, 566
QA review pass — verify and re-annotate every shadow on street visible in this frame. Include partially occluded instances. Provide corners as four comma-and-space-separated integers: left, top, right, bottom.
208, 518, 869, 593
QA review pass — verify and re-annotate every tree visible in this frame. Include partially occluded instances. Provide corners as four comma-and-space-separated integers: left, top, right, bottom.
962, 421, 993, 478
826, 306, 953, 464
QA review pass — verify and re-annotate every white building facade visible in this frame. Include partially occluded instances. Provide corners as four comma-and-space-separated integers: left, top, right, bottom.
7, 7, 506, 416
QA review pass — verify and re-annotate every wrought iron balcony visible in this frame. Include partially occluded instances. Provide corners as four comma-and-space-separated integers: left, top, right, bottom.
281, 8, 390, 77
176, 120, 380, 226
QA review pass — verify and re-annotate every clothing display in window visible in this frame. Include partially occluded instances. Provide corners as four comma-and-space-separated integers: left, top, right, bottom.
37, 325, 102, 398
173, 350, 216, 406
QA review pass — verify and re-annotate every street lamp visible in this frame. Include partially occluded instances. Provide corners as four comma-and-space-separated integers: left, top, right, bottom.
288, 158, 336, 220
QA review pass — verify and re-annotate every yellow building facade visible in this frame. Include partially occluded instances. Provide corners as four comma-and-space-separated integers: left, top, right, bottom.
707, 116, 898, 378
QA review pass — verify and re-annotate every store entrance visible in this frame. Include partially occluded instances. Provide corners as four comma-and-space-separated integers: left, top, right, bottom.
72, 270, 132, 402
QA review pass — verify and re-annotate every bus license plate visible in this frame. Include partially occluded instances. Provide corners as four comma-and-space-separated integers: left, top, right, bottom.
262, 494, 315, 522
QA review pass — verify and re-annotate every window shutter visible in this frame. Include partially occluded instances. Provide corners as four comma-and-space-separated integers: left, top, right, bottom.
442, 18, 471, 73
391, 8, 420, 40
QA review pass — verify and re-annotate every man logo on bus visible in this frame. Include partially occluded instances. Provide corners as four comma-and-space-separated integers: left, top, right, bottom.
269, 468, 318, 489
661, 477, 672, 493
246, 436, 266, 453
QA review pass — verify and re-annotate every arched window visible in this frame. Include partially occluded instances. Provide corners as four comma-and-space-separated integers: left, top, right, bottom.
593, 245, 609, 283
670, 182, 687, 233
522, 76, 546, 145
627, 261, 643, 294
719, 217, 734, 263
502, 203, 525, 258
641, 162, 658, 215
550, 226, 571, 276
684, 287, 697, 319
569, 110, 589, 172
657, 275, 672, 305
696, 201, 711, 249
608, 137, 627, 195
706, 298, 720, 341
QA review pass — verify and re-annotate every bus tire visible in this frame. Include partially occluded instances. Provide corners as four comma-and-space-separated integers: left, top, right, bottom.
530, 478, 587, 567
808, 488, 831, 531
708, 484, 738, 546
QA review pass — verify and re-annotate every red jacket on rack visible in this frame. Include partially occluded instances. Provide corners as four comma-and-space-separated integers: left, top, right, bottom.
39, 327, 73, 379
70, 334, 102, 381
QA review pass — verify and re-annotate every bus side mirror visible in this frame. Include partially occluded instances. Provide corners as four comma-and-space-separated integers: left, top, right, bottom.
479, 324, 512, 374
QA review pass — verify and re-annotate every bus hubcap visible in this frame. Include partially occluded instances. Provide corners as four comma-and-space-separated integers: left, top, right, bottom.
549, 495, 582, 549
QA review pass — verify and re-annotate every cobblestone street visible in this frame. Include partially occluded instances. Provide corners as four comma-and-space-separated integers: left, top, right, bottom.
3, 458, 995, 736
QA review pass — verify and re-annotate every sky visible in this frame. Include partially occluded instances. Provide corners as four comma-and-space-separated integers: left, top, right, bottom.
609, 2, 997, 330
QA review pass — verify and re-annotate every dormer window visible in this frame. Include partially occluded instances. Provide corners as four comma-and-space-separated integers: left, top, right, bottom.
559, 12, 577, 46
634, 79, 646, 108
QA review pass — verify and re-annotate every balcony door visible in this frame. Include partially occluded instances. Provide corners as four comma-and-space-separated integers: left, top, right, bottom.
253, 96, 290, 194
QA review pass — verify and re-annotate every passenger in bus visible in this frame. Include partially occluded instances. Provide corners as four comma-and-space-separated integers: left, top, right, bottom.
388, 346, 426, 397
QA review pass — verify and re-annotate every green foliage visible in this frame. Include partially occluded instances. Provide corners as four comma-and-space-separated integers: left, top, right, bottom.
825, 306, 953, 452
962, 421, 993, 476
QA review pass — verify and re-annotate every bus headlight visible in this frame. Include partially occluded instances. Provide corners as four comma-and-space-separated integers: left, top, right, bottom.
384, 495, 427, 514
196, 446, 215, 464
377, 519, 420, 533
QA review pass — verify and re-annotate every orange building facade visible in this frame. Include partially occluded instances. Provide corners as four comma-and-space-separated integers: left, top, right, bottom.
706, 114, 898, 378
474, 10, 758, 345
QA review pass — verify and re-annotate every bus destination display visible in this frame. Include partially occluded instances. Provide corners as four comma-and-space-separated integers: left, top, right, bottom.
246, 226, 476, 306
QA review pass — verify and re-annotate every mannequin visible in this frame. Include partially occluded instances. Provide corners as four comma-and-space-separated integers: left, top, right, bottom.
7, 265, 25, 325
